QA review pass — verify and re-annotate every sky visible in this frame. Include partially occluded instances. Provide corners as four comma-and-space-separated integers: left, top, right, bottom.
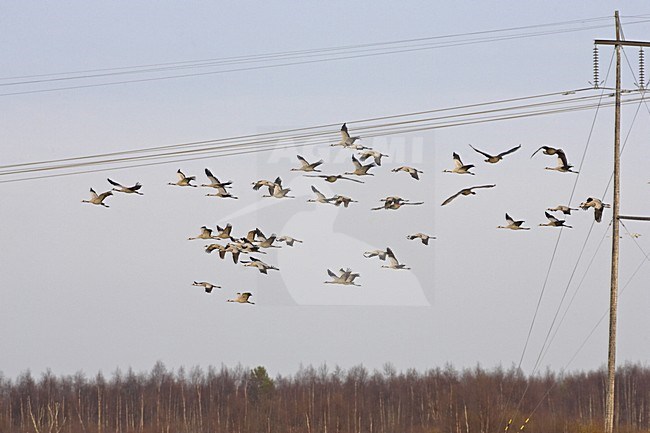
1, 1, 650, 380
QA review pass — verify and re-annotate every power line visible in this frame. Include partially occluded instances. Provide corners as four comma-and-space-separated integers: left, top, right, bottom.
534, 90, 650, 368
5, 89, 644, 182
510, 32, 650, 431
0, 17, 615, 84
0, 89, 629, 174
515, 50, 613, 375
499, 51, 615, 432
5, 19, 650, 97
518, 224, 650, 429
3, 94, 645, 182
0, 88, 594, 172
2, 93, 646, 185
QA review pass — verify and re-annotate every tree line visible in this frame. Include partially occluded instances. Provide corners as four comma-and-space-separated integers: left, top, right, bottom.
0, 361, 649, 433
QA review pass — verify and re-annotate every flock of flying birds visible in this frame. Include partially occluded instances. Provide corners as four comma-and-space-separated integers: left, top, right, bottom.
82, 123, 615, 304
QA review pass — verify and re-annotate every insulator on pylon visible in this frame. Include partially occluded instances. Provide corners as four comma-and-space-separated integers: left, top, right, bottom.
592, 45, 600, 89
639, 48, 645, 90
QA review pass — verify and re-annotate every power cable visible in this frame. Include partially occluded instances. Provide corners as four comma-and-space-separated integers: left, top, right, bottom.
516, 50, 613, 375
515, 221, 649, 430
511, 45, 650, 430
3, 95, 645, 184
0, 88, 596, 172
5, 20, 650, 97
3, 89, 638, 180
0, 16, 614, 83
499, 50, 614, 432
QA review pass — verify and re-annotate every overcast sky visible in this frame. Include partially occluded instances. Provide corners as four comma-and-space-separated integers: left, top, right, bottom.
1, 0, 650, 380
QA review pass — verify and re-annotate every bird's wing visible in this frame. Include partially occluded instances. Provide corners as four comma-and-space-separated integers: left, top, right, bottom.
556, 149, 569, 167
340, 176, 364, 183
177, 170, 186, 181
385, 248, 399, 265
97, 191, 112, 200
471, 184, 496, 190
311, 185, 327, 200
469, 144, 492, 159
255, 228, 267, 241
89, 188, 99, 199
498, 144, 521, 157
252, 180, 270, 190
107, 178, 123, 188
452, 153, 463, 168
530, 147, 544, 158
296, 155, 308, 166
245, 229, 257, 242
351, 155, 362, 169
545, 211, 559, 222
204, 168, 219, 183
274, 176, 283, 187
441, 190, 462, 206
131, 183, 143, 191
505, 213, 514, 224
340, 123, 350, 140
410, 170, 420, 180
594, 207, 604, 223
